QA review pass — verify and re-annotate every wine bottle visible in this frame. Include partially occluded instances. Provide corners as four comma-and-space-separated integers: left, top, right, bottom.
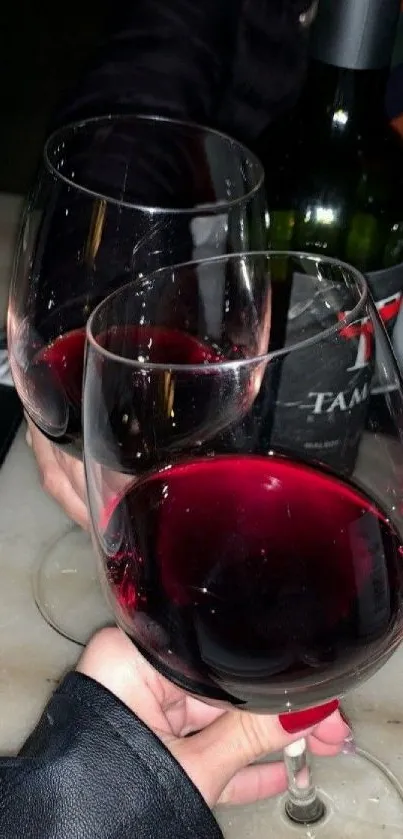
257, 0, 403, 469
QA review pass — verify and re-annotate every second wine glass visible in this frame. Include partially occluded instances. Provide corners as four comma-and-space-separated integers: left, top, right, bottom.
7, 114, 266, 644
83, 251, 403, 835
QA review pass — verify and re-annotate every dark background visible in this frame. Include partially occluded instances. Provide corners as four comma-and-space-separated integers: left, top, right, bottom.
1, 3, 403, 197
0, 0, 108, 194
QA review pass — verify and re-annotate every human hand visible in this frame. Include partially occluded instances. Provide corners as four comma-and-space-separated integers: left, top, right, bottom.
26, 416, 89, 529
77, 628, 350, 809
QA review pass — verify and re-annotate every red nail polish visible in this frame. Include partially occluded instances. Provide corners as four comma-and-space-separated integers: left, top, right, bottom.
279, 699, 339, 734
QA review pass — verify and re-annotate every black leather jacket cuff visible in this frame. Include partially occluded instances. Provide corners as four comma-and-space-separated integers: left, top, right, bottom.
0, 671, 223, 839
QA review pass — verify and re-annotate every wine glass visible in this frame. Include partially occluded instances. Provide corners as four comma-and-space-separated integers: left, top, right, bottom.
83, 251, 403, 836
7, 114, 266, 645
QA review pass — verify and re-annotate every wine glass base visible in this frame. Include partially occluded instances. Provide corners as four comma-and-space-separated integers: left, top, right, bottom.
217, 749, 403, 838
33, 524, 113, 646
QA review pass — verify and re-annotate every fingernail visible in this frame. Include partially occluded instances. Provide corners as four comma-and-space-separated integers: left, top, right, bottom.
279, 700, 339, 734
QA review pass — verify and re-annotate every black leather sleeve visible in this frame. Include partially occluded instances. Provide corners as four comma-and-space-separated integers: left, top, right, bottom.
0, 672, 224, 839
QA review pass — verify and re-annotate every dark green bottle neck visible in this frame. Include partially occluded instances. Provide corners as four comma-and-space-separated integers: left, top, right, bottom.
303, 60, 390, 135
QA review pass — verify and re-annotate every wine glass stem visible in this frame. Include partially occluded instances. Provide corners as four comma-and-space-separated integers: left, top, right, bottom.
283, 738, 326, 825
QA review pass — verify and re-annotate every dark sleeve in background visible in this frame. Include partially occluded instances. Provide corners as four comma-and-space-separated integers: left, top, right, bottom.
0, 0, 311, 194
0, 672, 224, 839
55, 0, 312, 144
53, 0, 243, 130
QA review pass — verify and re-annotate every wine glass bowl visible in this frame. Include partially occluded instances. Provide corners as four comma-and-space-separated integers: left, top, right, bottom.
7, 115, 266, 645
83, 252, 403, 713
8, 115, 266, 459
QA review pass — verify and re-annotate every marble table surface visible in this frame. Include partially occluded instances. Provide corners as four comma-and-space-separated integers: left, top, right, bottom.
1, 193, 403, 836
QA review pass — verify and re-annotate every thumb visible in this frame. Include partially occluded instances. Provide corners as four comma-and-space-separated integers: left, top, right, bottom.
173, 709, 310, 807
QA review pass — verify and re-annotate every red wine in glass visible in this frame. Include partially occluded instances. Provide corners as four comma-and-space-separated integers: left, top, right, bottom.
18, 324, 226, 457
94, 453, 403, 712
11, 326, 86, 455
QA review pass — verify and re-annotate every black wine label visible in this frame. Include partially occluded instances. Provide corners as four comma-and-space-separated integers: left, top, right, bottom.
270, 261, 403, 472
270, 271, 373, 474
310, 0, 400, 71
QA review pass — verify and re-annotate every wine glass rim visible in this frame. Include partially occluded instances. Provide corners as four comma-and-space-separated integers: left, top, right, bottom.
43, 113, 265, 214
86, 251, 369, 372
